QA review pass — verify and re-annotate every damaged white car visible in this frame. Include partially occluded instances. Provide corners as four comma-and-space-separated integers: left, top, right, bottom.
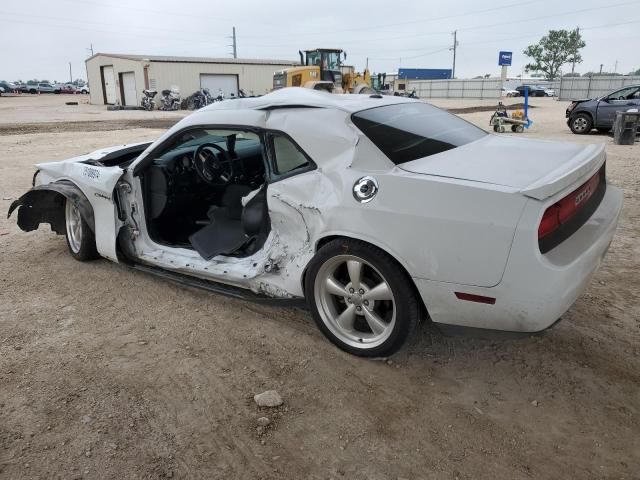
9, 88, 622, 356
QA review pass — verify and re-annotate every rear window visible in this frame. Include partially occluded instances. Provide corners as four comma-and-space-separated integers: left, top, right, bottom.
351, 102, 486, 165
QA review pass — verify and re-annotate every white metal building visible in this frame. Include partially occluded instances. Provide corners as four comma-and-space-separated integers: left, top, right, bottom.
85, 53, 297, 107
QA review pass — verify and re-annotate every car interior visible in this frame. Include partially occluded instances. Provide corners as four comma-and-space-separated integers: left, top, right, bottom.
139, 127, 313, 261
140, 129, 271, 260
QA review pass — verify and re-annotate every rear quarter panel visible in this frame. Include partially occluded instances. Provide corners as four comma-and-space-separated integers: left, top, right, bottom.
270, 164, 528, 289
343, 169, 528, 287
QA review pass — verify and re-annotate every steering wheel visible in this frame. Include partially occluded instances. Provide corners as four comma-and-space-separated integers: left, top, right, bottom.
193, 143, 234, 185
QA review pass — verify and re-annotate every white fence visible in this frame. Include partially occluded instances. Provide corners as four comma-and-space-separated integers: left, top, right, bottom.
407, 78, 501, 99
558, 75, 640, 100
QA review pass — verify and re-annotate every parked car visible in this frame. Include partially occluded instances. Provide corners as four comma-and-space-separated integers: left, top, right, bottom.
501, 87, 519, 97
566, 84, 640, 134
0, 81, 18, 93
76, 85, 89, 94
26, 82, 61, 94
515, 85, 546, 97
58, 83, 77, 94
8, 89, 622, 356
0, 86, 4, 95
543, 87, 555, 97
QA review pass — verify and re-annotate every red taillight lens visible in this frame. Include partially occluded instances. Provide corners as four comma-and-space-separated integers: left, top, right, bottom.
538, 204, 561, 239
454, 292, 496, 304
538, 170, 601, 240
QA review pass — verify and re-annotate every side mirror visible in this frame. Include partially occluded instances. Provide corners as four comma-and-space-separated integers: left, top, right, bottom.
601, 96, 610, 103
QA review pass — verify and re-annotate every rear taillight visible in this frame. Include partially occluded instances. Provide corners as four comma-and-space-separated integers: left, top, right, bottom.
538, 204, 561, 239
538, 169, 602, 241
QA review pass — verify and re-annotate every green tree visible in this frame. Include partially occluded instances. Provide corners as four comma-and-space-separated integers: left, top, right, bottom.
630, 68, 640, 75
523, 29, 585, 80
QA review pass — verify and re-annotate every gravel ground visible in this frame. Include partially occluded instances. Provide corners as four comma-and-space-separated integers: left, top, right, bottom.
0, 95, 638, 480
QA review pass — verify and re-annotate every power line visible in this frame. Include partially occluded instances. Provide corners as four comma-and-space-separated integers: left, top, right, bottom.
240, 0, 540, 38
240, 1, 638, 51
0, 10, 230, 39
0, 15, 232, 49
454, 0, 639, 33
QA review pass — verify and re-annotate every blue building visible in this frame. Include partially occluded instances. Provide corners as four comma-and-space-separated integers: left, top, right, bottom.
397, 68, 452, 80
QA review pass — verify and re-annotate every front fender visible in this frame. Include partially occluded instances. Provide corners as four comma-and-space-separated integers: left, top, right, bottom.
7, 180, 95, 234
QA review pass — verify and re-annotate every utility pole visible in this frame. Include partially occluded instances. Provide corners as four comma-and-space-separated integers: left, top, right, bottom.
450, 30, 458, 79
614, 59, 618, 74
599, 63, 603, 74
230, 27, 237, 59
69, 62, 72, 83
571, 27, 579, 73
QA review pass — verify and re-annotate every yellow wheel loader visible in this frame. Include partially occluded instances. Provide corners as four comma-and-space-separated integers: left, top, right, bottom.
273, 48, 374, 94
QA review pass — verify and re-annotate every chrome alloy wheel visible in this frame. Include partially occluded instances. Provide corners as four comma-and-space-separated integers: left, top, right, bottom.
65, 200, 83, 254
573, 117, 588, 133
314, 255, 396, 349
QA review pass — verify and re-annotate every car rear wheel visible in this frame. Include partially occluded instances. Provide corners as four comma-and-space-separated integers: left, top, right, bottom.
305, 239, 420, 357
65, 199, 99, 261
570, 113, 593, 134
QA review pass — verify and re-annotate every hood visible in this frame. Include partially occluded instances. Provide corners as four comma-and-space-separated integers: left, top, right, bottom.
398, 135, 605, 199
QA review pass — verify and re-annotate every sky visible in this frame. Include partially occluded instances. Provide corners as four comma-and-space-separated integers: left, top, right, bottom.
1, 0, 639, 83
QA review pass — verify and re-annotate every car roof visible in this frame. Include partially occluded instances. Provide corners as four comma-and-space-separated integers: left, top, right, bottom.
198, 87, 419, 115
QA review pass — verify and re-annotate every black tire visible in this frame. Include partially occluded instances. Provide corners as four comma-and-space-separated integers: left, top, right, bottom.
493, 125, 500, 132
29, 89, 36, 94
304, 238, 421, 357
64, 200, 99, 261
569, 113, 593, 134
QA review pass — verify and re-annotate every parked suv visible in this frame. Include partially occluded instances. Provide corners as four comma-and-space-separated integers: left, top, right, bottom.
27, 82, 61, 94
515, 85, 546, 97
566, 84, 640, 134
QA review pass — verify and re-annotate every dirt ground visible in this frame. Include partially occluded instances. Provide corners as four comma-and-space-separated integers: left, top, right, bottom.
0, 94, 638, 480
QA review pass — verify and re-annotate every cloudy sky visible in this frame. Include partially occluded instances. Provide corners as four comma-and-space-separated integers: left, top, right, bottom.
1, 0, 639, 82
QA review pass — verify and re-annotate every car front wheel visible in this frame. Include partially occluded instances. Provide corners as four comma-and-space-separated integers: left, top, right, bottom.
305, 239, 420, 357
570, 113, 593, 134
64, 199, 99, 261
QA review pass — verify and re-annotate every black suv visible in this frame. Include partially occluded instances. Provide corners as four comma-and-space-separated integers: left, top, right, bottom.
515, 85, 546, 97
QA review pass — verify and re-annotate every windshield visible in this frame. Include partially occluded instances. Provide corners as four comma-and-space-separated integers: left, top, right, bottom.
351, 102, 487, 165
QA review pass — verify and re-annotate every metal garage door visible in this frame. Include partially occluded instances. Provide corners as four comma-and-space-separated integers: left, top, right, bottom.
200, 74, 238, 98
121, 72, 138, 106
102, 65, 116, 104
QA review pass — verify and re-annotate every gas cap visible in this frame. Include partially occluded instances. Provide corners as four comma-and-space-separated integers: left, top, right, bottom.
352, 176, 379, 203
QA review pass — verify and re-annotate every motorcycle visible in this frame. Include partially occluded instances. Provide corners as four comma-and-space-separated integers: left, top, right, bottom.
184, 88, 213, 110
141, 89, 157, 111
159, 86, 181, 111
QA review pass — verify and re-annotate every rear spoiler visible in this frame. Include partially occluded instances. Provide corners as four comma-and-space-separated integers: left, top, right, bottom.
520, 143, 606, 200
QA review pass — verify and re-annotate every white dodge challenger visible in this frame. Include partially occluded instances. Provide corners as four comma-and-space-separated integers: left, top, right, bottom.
8, 88, 622, 356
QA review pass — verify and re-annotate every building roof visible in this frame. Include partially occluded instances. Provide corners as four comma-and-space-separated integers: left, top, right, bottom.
86, 53, 298, 66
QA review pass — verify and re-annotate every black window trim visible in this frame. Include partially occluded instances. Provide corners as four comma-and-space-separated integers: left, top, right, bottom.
349, 102, 487, 166
263, 130, 317, 183
132, 124, 265, 176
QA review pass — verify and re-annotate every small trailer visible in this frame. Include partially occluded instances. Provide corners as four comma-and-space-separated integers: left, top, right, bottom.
490, 87, 534, 133
490, 106, 527, 133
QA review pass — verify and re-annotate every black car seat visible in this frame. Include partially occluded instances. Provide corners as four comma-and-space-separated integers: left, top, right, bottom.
189, 185, 269, 260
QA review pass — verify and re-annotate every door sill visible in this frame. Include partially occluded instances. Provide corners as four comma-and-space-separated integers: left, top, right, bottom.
125, 261, 308, 308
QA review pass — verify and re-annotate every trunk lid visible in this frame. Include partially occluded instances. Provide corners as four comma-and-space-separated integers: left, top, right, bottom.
398, 135, 605, 200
